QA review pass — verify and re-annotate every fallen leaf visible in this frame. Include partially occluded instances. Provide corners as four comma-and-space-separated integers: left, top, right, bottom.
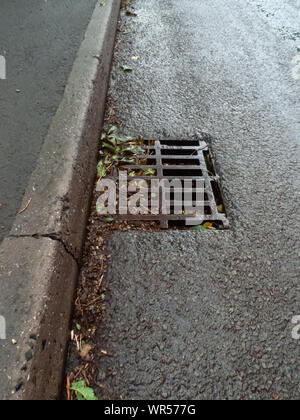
143, 168, 156, 176
189, 225, 206, 231
203, 222, 213, 227
97, 161, 106, 178
80, 344, 92, 359
120, 65, 133, 72
71, 380, 98, 401
203, 222, 216, 230
104, 217, 114, 223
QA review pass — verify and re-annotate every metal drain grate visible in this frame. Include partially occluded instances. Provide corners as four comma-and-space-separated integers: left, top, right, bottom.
98, 139, 229, 229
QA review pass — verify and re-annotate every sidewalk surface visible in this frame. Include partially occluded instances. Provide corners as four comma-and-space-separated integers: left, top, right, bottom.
0, 0, 98, 244
73, 0, 299, 399
0, 0, 120, 399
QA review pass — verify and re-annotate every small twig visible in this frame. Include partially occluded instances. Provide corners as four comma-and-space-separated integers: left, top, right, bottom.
98, 274, 104, 289
79, 334, 82, 352
82, 370, 90, 387
67, 376, 71, 401
191, 145, 208, 156
84, 296, 102, 308
100, 257, 104, 272
139, 145, 151, 165
74, 366, 84, 381
140, 203, 157, 216
18, 198, 32, 215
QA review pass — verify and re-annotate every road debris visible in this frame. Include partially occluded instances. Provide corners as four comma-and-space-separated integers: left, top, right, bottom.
17, 198, 32, 215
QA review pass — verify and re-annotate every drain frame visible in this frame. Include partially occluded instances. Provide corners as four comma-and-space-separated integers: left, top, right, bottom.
100, 139, 229, 229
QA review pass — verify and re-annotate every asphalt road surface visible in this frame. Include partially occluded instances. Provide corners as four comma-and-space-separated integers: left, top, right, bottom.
0, 0, 98, 244
90, 0, 300, 399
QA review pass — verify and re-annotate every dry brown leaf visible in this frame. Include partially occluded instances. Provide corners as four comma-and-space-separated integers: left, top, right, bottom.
80, 344, 92, 359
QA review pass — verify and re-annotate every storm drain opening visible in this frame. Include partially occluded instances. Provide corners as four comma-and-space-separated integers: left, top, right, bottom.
96, 139, 229, 230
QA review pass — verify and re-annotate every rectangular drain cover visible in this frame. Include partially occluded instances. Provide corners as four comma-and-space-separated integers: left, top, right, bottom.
96, 139, 229, 229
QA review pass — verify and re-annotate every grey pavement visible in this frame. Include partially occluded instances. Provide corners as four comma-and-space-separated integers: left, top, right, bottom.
0, 0, 121, 399
0, 0, 98, 244
92, 0, 300, 399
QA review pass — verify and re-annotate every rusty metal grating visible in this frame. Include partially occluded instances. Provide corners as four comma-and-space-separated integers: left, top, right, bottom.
100, 139, 229, 229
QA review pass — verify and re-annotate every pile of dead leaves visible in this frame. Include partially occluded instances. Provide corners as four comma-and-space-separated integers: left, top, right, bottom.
97, 126, 155, 179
